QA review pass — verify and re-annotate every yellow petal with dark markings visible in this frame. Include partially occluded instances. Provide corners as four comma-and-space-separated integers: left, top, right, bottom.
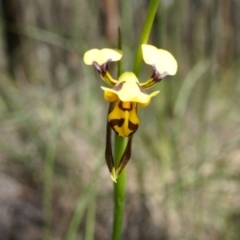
108, 101, 139, 137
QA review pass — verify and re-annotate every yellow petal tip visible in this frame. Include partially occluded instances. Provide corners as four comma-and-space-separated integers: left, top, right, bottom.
111, 168, 118, 183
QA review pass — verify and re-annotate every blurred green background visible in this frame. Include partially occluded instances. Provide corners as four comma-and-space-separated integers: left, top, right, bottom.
0, 0, 240, 239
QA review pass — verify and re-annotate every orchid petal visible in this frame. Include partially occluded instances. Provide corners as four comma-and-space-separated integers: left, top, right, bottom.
83, 48, 122, 65
142, 44, 177, 76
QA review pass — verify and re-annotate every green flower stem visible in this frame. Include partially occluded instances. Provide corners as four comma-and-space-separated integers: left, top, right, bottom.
112, 1, 160, 239
112, 135, 127, 240
133, 0, 160, 76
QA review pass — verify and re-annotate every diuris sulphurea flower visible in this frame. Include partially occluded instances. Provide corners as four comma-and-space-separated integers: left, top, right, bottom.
83, 44, 177, 181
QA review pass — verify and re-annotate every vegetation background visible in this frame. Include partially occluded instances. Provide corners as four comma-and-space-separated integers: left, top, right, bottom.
0, 0, 239, 239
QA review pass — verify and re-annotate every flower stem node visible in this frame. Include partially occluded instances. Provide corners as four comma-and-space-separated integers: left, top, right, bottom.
83, 44, 178, 179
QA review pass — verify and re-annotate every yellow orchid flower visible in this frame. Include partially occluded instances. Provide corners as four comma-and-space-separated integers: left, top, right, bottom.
83, 44, 177, 180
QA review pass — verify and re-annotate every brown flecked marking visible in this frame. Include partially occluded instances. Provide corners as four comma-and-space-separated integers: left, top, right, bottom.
109, 118, 125, 128
113, 81, 125, 91
128, 121, 138, 132
118, 101, 132, 111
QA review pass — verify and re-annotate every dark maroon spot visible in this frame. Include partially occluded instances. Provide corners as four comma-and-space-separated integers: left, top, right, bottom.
118, 101, 132, 111
109, 118, 125, 128
128, 121, 138, 132
151, 65, 169, 82
92, 59, 112, 75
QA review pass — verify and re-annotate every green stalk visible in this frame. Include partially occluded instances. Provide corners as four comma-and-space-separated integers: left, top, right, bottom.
133, 0, 160, 76
112, 135, 127, 240
112, 1, 160, 239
